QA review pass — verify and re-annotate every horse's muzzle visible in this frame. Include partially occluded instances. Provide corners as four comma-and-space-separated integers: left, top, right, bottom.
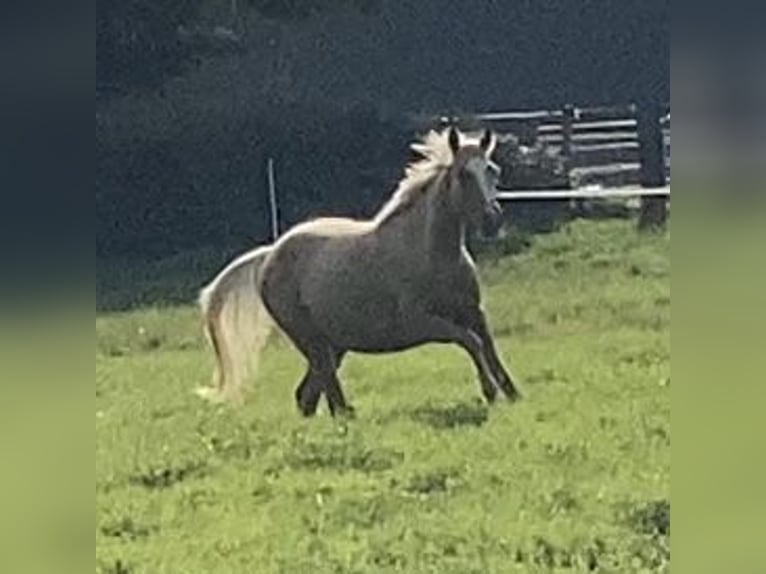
482, 200, 504, 236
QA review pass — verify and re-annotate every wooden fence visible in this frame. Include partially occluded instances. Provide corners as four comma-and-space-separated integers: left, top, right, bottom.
426, 102, 671, 229
470, 102, 669, 190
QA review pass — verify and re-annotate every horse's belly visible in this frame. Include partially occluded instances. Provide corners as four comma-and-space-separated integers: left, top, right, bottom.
348, 337, 429, 354
314, 296, 399, 349
304, 284, 422, 352
326, 305, 448, 353
298, 241, 438, 352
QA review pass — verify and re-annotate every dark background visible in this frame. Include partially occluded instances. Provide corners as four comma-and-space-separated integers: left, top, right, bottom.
96, 0, 669, 260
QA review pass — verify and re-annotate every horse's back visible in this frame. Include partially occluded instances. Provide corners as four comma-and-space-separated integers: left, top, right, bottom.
261, 217, 370, 280
286, 217, 374, 239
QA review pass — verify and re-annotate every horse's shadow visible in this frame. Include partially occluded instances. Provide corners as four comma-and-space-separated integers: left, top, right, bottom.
408, 401, 489, 429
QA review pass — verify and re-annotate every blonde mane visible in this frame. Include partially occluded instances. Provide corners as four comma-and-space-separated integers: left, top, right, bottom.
374, 129, 489, 224
373, 130, 452, 224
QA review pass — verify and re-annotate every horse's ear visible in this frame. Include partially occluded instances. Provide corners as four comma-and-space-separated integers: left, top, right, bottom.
448, 126, 460, 154
479, 128, 495, 154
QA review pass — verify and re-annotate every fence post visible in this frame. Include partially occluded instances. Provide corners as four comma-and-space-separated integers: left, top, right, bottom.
637, 102, 668, 231
561, 103, 575, 167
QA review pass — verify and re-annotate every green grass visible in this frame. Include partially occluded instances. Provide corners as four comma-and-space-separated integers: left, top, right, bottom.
96, 220, 670, 573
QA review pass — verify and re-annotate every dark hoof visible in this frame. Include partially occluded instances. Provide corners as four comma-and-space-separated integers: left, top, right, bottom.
297, 396, 321, 417
497, 377, 522, 402
330, 404, 356, 419
482, 385, 498, 404
298, 403, 317, 417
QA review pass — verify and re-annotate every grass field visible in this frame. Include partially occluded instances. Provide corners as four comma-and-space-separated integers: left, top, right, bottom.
96, 219, 670, 573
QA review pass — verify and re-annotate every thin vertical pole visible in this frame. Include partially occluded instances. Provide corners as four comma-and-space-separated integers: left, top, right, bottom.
267, 157, 279, 241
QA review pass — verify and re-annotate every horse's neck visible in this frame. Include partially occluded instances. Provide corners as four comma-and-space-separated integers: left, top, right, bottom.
375, 176, 464, 265
425, 182, 464, 263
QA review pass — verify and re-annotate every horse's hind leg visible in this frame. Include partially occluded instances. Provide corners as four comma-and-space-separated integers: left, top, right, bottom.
320, 351, 354, 417
261, 268, 352, 416
294, 350, 350, 416
294, 370, 319, 416
294, 346, 352, 417
265, 304, 349, 416
324, 372, 354, 417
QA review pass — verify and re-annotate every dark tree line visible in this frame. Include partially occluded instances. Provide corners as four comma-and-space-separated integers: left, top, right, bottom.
97, 0, 201, 95
97, 0, 668, 259
96, 103, 409, 257
97, 0, 379, 96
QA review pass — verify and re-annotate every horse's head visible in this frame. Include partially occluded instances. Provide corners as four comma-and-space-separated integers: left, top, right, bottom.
446, 127, 503, 235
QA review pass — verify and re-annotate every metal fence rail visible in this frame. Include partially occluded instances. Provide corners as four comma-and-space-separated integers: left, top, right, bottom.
496, 185, 669, 201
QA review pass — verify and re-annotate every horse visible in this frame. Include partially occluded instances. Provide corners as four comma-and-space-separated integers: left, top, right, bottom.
197, 126, 521, 416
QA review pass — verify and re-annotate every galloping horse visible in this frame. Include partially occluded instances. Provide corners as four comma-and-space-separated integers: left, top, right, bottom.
197, 127, 521, 415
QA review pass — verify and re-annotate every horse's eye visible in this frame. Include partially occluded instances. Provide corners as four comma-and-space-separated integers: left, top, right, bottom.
487, 163, 500, 178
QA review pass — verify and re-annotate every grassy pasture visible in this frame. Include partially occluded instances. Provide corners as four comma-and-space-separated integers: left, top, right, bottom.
96, 220, 670, 573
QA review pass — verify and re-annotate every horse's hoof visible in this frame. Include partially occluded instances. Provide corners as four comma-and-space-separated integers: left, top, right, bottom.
297, 399, 319, 417
330, 405, 356, 420
482, 387, 498, 404
298, 404, 317, 417
497, 377, 522, 403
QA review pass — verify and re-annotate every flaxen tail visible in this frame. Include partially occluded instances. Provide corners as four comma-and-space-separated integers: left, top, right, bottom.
196, 245, 274, 403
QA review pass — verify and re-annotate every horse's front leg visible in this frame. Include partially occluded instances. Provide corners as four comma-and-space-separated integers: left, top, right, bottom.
459, 307, 521, 401
399, 304, 499, 403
